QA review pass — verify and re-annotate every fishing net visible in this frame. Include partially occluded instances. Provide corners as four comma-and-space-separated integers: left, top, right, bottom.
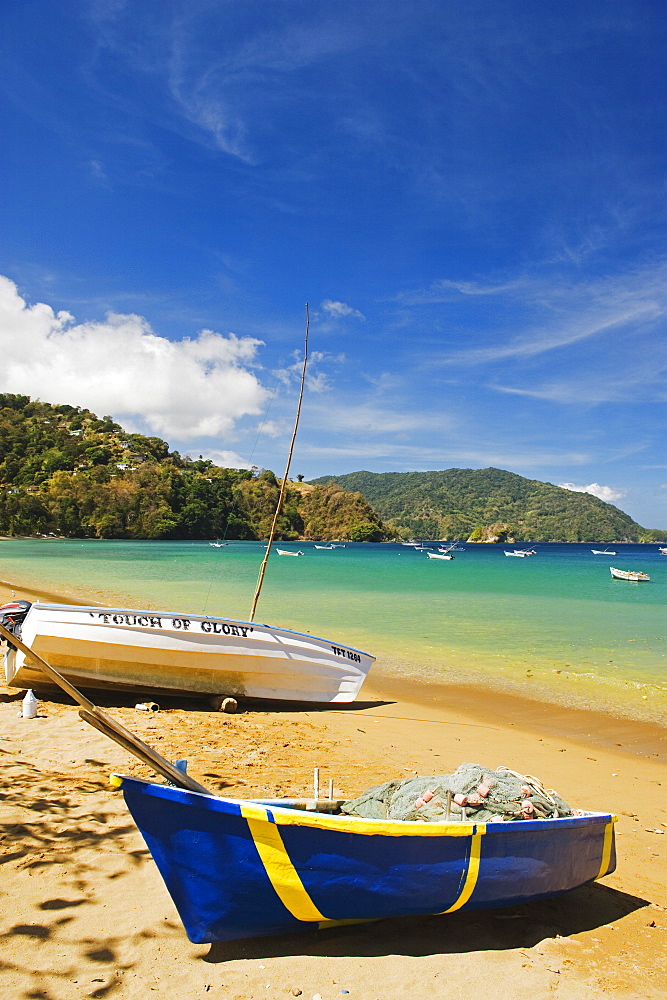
340, 763, 572, 823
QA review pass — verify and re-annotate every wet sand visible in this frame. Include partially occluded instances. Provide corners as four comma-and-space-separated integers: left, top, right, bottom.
1, 580, 665, 998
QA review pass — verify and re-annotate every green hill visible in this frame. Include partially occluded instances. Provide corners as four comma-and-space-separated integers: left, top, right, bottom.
0, 394, 389, 541
310, 468, 654, 542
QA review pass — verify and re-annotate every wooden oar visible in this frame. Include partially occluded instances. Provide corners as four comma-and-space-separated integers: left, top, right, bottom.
0, 620, 212, 795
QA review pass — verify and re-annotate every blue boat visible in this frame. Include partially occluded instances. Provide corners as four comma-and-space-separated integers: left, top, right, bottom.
113, 775, 616, 944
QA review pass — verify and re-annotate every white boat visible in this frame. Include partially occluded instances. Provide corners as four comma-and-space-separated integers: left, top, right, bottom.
591, 549, 617, 555
314, 544, 334, 549
504, 550, 526, 557
2, 602, 375, 703
609, 566, 650, 582
659, 547, 667, 555
276, 549, 304, 556
209, 541, 229, 548
426, 551, 454, 560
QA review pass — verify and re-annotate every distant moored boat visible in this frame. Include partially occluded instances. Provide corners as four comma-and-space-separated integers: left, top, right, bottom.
609, 566, 650, 582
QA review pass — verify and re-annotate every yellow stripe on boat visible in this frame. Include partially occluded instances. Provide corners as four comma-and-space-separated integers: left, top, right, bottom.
250, 804, 479, 837
437, 828, 485, 913
240, 803, 326, 922
241, 802, 487, 923
595, 819, 615, 879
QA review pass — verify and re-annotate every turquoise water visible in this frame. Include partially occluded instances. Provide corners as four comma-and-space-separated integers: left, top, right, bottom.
1, 539, 665, 721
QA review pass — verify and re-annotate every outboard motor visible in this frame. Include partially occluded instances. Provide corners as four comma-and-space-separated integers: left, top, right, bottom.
0, 600, 32, 649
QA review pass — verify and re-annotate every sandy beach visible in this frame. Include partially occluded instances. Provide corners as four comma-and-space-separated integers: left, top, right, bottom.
1, 579, 665, 999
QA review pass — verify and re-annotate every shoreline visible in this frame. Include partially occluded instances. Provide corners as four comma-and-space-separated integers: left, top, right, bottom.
363, 672, 666, 761
1, 573, 665, 755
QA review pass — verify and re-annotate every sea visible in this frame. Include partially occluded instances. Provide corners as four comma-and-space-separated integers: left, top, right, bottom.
1, 539, 665, 724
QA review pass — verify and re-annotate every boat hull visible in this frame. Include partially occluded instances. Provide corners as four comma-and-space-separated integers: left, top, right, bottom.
609, 567, 650, 582
116, 776, 616, 944
4, 603, 374, 703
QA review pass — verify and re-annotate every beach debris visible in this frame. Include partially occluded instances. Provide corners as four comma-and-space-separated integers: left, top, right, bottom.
291, 990, 302, 996
21, 688, 38, 719
210, 695, 238, 713
135, 702, 160, 712
340, 764, 572, 823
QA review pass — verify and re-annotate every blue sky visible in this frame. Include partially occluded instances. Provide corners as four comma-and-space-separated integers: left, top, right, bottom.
1, 1, 666, 527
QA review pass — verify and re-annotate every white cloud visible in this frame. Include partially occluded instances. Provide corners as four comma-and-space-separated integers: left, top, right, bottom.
398, 277, 526, 305
300, 440, 592, 468
307, 401, 455, 437
273, 348, 342, 393
320, 299, 365, 320
559, 482, 626, 503
197, 449, 253, 469
0, 275, 267, 440
251, 419, 283, 439
162, 13, 360, 162
403, 262, 667, 381
451, 300, 660, 367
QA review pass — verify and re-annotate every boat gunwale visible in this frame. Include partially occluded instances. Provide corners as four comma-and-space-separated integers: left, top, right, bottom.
26, 602, 374, 658
114, 774, 616, 837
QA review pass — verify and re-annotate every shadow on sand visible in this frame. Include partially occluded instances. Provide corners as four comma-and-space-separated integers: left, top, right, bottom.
204, 882, 649, 962
6, 686, 394, 714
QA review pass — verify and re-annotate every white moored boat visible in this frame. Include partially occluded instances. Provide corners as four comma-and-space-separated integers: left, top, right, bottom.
592, 548, 616, 555
276, 549, 304, 556
609, 567, 650, 582
426, 551, 454, 560
2, 602, 375, 703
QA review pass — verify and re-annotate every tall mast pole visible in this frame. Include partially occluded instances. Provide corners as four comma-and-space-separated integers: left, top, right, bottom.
249, 303, 309, 622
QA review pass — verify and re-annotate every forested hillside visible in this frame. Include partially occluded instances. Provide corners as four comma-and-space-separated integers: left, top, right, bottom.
0, 394, 388, 541
311, 468, 655, 542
